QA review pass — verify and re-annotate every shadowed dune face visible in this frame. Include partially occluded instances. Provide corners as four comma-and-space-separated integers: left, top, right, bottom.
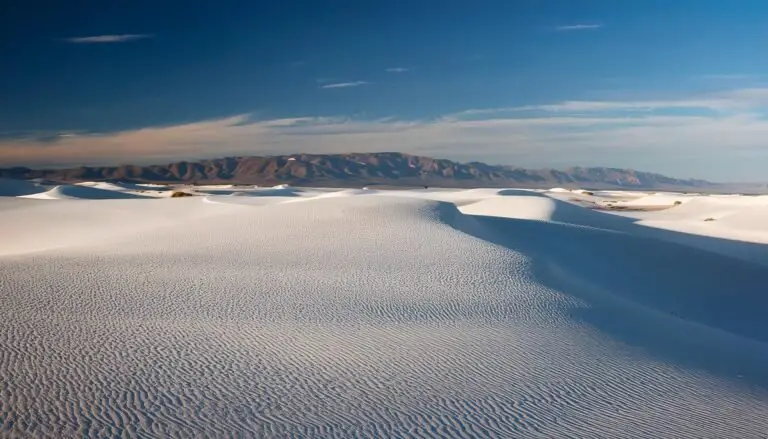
456, 214, 768, 381
1, 187, 768, 438
467, 191, 768, 266
0, 177, 48, 197
21, 184, 152, 200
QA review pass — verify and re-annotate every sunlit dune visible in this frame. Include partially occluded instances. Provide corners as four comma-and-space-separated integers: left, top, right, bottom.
1, 181, 767, 437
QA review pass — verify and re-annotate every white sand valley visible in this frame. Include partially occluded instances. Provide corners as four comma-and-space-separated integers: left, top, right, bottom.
1, 181, 768, 438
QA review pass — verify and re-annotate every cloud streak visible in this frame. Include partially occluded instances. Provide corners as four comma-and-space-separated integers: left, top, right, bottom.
505, 88, 768, 113
5, 88, 768, 180
554, 24, 602, 31
385, 67, 409, 73
63, 34, 153, 44
320, 81, 369, 89
698, 74, 760, 81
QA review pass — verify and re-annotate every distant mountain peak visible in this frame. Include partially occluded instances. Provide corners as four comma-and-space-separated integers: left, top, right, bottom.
0, 153, 714, 190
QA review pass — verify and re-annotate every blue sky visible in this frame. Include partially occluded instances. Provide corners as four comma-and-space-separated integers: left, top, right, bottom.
2, 0, 768, 181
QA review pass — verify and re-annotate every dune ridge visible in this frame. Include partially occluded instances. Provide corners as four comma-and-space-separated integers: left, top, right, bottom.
1, 183, 767, 437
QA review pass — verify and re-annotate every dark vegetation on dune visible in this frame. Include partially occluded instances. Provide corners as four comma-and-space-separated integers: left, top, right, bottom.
170, 191, 195, 198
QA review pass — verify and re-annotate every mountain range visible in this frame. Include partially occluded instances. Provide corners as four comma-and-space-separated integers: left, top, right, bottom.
0, 153, 715, 190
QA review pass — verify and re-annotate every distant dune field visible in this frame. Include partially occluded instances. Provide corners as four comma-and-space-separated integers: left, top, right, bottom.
1, 181, 768, 438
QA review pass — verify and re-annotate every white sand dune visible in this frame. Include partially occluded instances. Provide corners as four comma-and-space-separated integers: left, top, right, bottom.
0, 197, 244, 256
459, 190, 624, 226
1, 182, 768, 437
76, 181, 173, 193
75, 181, 134, 191
193, 184, 238, 190
136, 183, 172, 188
601, 194, 768, 264
636, 194, 768, 223
194, 185, 305, 197
594, 190, 649, 198
610, 192, 697, 207
717, 204, 768, 230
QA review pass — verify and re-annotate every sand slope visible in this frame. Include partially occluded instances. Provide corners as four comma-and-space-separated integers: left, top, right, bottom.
21, 184, 152, 200
603, 194, 768, 265
1, 185, 767, 437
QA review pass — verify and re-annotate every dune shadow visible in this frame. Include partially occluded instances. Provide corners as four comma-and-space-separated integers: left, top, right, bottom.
618, 220, 768, 267
446, 203, 768, 390
498, 189, 768, 266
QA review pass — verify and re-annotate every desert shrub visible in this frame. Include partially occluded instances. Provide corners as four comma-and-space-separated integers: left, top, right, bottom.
171, 191, 195, 198
704, 217, 715, 222
673, 200, 682, 205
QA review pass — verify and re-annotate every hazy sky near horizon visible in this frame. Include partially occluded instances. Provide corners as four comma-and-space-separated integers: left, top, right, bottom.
2, 0, 768, 181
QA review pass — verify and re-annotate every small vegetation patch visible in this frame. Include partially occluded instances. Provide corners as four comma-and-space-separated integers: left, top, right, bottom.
704, 217, 716, 222
673, 200, 682, 205
171, 191, 195, 198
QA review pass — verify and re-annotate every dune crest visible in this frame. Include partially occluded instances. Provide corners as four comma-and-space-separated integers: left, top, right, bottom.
1, 182, 767, 437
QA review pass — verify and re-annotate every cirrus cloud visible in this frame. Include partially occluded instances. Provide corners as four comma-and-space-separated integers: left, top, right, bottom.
5, 88, 768, 180
63, 34, 153, 44
554, 24, 603, 31
320, 81, 369, 89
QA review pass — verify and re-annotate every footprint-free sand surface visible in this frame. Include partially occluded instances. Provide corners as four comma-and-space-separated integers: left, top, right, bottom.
1, 182, 768, 438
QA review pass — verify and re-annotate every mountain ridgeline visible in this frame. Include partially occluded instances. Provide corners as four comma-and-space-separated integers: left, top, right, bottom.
0, 153, 713, 189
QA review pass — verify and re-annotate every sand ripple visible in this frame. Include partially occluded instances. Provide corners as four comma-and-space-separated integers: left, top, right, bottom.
1, 196, 767, 437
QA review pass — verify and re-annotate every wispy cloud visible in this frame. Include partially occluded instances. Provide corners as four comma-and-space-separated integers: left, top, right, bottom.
554, 24, 602, 31
320, 81, 369, 89
385, 67, 409, 73
504, 88, 768, 113
63, 34, 153, 44
6, 88, 768, 180
698, 74, 760, 81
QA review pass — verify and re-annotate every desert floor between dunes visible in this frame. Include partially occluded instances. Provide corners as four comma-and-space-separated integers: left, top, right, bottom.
2, 180, 768, 438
